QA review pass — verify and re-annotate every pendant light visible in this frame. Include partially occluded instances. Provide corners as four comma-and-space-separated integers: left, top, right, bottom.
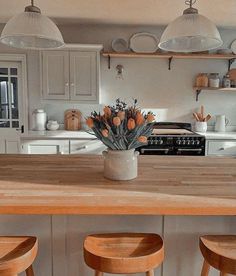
0, 0, 64, 50
158, 0, 223, 53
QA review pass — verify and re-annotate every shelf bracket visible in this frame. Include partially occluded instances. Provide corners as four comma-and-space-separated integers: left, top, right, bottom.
228, 58, 236, 71
168, 56, 173, 70
108, 55, 111, 69
196, 89, 202, 102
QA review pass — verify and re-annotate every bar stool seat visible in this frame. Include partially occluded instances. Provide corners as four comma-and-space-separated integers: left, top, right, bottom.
0, 236, 38, 276
200, 235, 236, 276
84, 233, 164, 275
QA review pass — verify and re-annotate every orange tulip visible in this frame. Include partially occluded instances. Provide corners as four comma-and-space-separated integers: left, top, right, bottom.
117, 111, 125, 121
101, 129, 109, 137
137, 136, 148, 143
136, 112, 145, 125
103, 106, 112, 117
113, 116, 121, 126
127, 118, 136, 130
86, 117, 94, 128
147, 113, 155, 123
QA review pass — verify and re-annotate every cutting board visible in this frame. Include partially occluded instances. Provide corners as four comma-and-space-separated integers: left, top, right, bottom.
228, 69, 236, 80
64, 109, 81, 131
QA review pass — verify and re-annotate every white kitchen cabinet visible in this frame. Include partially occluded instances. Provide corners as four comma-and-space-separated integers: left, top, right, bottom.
207, 140, 236, 156
42, 51, 70, 100
0, 139, 20, 153
41, 45, 102, 103
70, 139, 106, 154
21, 139, 69, 154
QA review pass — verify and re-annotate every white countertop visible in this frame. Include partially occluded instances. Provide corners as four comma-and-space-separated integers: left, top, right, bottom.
197, 131, 236, 140
21, 130, 96, 140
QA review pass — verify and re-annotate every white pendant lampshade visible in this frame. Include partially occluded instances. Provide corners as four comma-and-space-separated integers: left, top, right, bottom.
159, 0, 223, 53
0, 0, 64, 50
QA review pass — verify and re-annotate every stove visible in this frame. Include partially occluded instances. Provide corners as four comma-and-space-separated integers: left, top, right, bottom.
138, 122, 205, 156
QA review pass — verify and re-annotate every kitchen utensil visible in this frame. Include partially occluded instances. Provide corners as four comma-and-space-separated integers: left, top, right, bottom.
64, 109, 81, 131
112, 38, 129, 53
193, 113, 200, 121
130, 32, 159, 53
230, 39, 236, 54
204, 114, 212, 122
215, 115, 229, 132
33, 109, 47, 131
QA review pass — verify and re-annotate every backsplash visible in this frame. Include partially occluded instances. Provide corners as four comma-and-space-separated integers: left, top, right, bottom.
0, 23, 236, 130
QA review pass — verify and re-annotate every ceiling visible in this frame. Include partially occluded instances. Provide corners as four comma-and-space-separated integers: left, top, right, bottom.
0, 0, 236, 27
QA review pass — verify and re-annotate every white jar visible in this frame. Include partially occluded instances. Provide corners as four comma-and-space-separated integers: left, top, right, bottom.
33, 109, 47, 131
47, 120, 60, 131
209, 73, 220, 88
195, 122, 207, 133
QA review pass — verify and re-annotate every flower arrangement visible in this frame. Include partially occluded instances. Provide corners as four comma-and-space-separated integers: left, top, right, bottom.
86, 99, 155, 150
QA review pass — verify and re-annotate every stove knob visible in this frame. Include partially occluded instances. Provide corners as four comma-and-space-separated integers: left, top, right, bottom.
196, 140, 200, 145
176, 140, 181, 145
187, 140, 191, 145
154, 140, 158, 145
159, 139, 164, 145
182, 140, 186, 145
191, 140, 195, 145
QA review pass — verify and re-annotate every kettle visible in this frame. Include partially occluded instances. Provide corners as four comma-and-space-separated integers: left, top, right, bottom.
215, 115, 229, 132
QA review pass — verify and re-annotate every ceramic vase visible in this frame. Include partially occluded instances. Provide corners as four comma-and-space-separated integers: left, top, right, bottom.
102, 149, 139, 181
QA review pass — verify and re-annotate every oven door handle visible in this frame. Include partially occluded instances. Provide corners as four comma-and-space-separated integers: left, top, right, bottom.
177, 148, 202, 152
141, 148, 170, 154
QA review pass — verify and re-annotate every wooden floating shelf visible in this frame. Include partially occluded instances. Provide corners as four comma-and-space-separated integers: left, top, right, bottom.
103, 52, 236, 59
102, 52, 236, 70
194, 87, 236, 101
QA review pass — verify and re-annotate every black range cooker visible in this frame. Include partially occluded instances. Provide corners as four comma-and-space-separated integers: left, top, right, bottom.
138, 122, 205, 156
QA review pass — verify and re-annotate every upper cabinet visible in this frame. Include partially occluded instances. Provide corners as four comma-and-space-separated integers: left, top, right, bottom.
41, 45, 102, 103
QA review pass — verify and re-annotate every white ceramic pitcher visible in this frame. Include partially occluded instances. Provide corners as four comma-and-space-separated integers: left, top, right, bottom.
215, 115, 229, 132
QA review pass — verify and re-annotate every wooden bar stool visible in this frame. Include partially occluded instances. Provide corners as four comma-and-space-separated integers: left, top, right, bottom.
84, 233, 164, 275
0, 236, 38, 276
199, 235, 236, 276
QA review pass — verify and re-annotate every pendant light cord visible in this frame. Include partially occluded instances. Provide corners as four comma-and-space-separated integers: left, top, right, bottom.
185, 0, 197, 8
31, 0, 34, 6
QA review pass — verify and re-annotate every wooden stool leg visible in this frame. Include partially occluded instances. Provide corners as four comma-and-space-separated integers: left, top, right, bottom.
146, 270, 154, 276
201, 260, 210, 276
95, 271, 103, 276
26, 265, 34, 276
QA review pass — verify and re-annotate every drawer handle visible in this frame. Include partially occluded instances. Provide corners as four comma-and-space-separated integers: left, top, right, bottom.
76, 145, 88, 151
219, 147, 225, 151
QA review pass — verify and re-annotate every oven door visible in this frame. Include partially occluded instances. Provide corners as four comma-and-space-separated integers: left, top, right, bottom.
175, 148, 205, 156
139, 147, 174, 155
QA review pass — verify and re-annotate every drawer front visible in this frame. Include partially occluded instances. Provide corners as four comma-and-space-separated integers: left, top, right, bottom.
207, 140, 236, 156
70, 139, 106, 155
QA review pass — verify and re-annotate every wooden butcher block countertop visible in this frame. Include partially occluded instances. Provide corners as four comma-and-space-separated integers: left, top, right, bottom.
0, 155, 235, 215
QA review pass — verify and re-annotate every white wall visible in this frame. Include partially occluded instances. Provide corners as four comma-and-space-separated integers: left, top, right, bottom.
0, 24, 236, 129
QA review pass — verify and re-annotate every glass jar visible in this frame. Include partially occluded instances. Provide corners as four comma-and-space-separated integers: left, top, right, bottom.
196, 73, 209, 87
222, 74, 231, 88
209, 73, 220, 88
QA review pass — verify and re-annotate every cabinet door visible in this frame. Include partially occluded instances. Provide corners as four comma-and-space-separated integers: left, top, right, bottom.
70, 139, 106, 155
69, 51, 99, 102
207, 140, 236, 156
42, 51, 70, 100
21, 140, 69, 154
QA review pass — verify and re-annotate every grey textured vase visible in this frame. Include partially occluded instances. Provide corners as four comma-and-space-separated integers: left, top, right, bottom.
102, 149, 139, 181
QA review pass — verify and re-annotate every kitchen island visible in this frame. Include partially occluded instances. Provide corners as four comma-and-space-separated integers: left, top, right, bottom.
0, 154, 235, 276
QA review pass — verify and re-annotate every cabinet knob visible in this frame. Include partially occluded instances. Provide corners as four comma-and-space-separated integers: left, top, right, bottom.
65, 83, 69, 87
219, 147, 225, 151
71, 83, 75, 86
76, 145, 88, 151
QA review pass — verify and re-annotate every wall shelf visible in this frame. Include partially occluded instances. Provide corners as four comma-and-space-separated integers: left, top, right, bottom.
194, 87, 236, 101
102, 52, 236, 70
